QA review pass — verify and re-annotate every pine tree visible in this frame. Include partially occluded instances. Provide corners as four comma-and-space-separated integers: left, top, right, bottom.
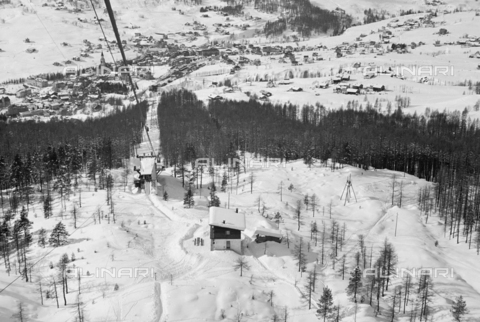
221, 172, 228, 192
303, 269, 316, 309
317, 286, 334, 322
418, 274, 434, 321
87, 152, 97, 187
0, 221, 11, 273
209, 184, 220, 207
58, 253, 70, 305
43, 192, 52, 219
293, 237, 306, 272
382, 239, 397, 292
451, 295, 469, 322
304, 194, 309, 211
310, 193, 318, 217
17, 206, 32, 281
38, 228, 47, 248
13, 302, 26, 322
347, 266, 363, 303
49, 222, 69, 247
183, 188, 194, 208
295, 199, 303, 231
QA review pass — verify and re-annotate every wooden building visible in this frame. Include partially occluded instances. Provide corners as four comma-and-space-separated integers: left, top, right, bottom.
253, 228, 282, 243
209, 207, 245, 254
0, 96, 10, 108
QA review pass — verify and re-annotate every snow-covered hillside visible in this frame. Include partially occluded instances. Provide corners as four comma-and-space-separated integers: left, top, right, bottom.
1, 0, 480, 321
0, 95, 479, 322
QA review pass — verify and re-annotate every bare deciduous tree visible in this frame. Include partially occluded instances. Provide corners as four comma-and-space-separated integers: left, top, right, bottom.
233, 256, 251, 277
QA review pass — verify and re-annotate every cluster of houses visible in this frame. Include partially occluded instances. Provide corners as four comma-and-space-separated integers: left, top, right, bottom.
459, 36, 480, 48
332, 83, 386, 95
0, 55, 127, 119
336, 40, 386, 57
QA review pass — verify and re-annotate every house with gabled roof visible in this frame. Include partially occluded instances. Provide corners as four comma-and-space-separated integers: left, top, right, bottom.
209, 207, 245, 254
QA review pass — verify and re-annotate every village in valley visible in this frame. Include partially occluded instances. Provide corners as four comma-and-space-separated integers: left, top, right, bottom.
1, 0, 480, 321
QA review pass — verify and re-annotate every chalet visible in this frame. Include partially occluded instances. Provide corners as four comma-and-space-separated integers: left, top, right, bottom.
372, 84, 386, 92
262, 46, 274, 55
198, 47, 220, 57
16, 88, 32, 98
209, 207, 245, 254
51, 103, 63, 110
26, 78, 48, 88
332, 76, 342, 84
346, 88, 360, 95
59, 91, 71, 101
6, 105, 28, 117
254, 228, 282, 243
438, 28, 448, 35
318, 81, 330, 89
0, 96, 10, 108
53, 81, 67, 91
20, 109, 46, 117
351, 83, 363, 89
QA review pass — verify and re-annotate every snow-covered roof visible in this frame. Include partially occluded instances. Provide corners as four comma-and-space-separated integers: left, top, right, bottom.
253, 228, 283, 239
209, 207, 245, 231
140, 157, 155, 175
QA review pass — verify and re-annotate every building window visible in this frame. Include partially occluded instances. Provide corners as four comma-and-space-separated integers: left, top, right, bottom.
226, 230, 230, 235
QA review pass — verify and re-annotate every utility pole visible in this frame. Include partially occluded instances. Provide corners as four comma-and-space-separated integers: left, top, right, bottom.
395, 213, 399, 236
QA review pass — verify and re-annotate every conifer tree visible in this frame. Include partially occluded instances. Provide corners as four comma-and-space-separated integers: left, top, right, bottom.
304, 194, 309, 211
221, 172, 228, 192
38, 228, 47, 248
49, 222, 69, 247
451, 295, 469, 322
317, 286, 334, 322
310, 193, 318, 217
347, 266, 363, 303
293, 237, 306, 272
43, 192, 52, 219
209, 185, 220, 207
183, 188, 194, 208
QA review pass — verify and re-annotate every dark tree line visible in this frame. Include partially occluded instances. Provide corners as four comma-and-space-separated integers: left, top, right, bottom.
0, 102, 147, 213
400, 9, 423, 16
259, 0, 352, 37
1, 73, 65, 85
458, 80, 480, 95
363, 8, 387, 24
0, 101, 147, 284
96, 82, 128, 95
220, 4, 244, 15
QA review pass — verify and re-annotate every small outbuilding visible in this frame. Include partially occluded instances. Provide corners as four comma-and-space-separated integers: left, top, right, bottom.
372, 84, 386, 92
0, 96, 10, 108
253, 228, 283, 243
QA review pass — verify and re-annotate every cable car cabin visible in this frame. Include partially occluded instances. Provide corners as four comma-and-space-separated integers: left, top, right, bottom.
253, 228, 283, 243
209, 207, 245, 254
133, 154, 158, 193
